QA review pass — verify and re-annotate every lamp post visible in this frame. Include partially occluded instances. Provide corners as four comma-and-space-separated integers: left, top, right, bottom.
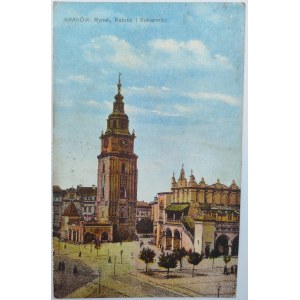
120, 250, 123, 264
217, 282, 221, 298
98, 268, 102, 294
113, 256, 117, 276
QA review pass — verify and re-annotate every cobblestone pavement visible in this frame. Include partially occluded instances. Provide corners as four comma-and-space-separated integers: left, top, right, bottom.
53, 237, 238, 298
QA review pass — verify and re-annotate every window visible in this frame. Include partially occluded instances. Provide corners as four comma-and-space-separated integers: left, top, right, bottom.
101, 187, 104, 197
88, 207, 92, 212
102, 162, 105, 173
121, 163, 126, 173
120, 187, 126, 198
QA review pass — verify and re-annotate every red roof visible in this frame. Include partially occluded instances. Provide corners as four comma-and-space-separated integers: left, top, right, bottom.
137, 201, 151, 208
62, 202, 80, 217
77, 186, 97, 196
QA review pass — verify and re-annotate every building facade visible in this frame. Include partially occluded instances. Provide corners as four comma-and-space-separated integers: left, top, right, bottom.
136, 201, 152, 224
52, 185, 65, 236
153, 166, 240, 256
96, 75, 138, 241
59, 76, 138, 243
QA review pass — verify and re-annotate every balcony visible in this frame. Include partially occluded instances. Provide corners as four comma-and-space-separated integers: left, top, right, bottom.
166, 218, 181, 224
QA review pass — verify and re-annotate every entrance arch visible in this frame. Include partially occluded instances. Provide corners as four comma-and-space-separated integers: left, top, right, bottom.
101, 231, 108, 241
84, 232, 96, 243
173, 230, 181, 250
216, 235, 229, 255
232, 235, 239, 256
165, 228, 172, 250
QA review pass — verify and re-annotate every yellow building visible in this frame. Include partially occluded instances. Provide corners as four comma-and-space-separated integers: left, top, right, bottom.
152, 166, 240, 256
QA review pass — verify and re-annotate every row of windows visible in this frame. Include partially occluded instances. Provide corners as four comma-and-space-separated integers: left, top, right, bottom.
83, 206, 93, 212
101, 187, 128, 198
102, 163, 127, 173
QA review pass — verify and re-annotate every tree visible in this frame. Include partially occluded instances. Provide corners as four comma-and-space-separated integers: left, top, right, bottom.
158, 253, 178, 277
188, 252, 204, 277
94, 240, 101, 257
138, 247, 156, 273
223, 255, 231, 267
209, 249, 220, 268
173, 247, 187, 270
136, 218, 153, 235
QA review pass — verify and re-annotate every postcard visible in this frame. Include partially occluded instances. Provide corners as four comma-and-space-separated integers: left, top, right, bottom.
52, 1, 246, 298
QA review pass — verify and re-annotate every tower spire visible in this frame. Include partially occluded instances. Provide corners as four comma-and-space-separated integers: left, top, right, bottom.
118, 72, 122, 94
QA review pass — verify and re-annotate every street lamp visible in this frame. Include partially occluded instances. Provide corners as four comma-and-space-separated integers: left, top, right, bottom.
98, 268, 102, 294
217, 282, 221, 298
113, 256, 117, 276
120, 250, 123, 264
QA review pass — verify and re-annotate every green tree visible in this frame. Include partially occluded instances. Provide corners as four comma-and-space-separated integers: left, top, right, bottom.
158, 253, 178, 277
94, 240, 101, 257
138, 247, 156, 273
188, 252, 204, 277
173, 247, 187, 270
209, 249, 220, 268
223, 255, 231, 267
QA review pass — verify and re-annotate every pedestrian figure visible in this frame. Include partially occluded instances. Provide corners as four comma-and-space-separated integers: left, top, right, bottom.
64, 244, 66, 249
79, 251, 81, 257
73, 265, 78, 274
108, 256, 112, 263
231, 265, 234, 274
223, 266, 227, 274
61, 261, 65, 271
58, 261, 62, 270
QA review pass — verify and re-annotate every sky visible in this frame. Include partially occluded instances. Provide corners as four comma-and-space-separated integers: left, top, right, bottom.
52, 2, 245, 201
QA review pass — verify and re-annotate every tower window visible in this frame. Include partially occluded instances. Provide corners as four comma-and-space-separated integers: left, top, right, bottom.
101, 187, 104, 197
102, 162, 105, 173
120, 187, 126, 198
121, 163, 126, 173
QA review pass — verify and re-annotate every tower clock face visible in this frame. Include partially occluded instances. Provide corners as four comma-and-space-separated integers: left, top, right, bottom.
118, 138, 128, 148
103, 138, 108, 148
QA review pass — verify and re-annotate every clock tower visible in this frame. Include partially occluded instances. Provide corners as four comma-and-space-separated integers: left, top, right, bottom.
96, 74, 138, 241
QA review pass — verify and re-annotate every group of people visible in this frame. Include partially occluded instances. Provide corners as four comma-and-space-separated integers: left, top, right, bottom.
57, 261, 79, 274
223, 265, 238, 275
57, 261, 65, 271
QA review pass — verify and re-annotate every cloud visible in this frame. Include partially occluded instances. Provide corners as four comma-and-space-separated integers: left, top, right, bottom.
56, 99, 73, 108
86, 100, 101, 108
174, 104, 194, 113
82, 35, 144, 69
214, 54, 233, 68
182, 92, 240, 106
103, 101, 179, 118
68, 75, 91, 83
82, 35, 232, 71
125, 85, 170, 97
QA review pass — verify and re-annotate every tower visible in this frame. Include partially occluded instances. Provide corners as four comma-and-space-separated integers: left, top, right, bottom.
96, 74, 138, 241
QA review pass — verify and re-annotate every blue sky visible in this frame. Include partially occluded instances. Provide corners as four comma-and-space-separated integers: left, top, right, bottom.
53, 2, 245, 201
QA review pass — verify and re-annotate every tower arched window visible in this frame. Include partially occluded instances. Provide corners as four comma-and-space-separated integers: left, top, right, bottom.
121, 163, 126, 173
120, 187, 126, 198
102, 162, 105, 173
101, 187, 104, 197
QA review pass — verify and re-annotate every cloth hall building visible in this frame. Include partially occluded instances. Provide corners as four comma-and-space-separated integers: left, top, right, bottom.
152, 166, 240, 256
